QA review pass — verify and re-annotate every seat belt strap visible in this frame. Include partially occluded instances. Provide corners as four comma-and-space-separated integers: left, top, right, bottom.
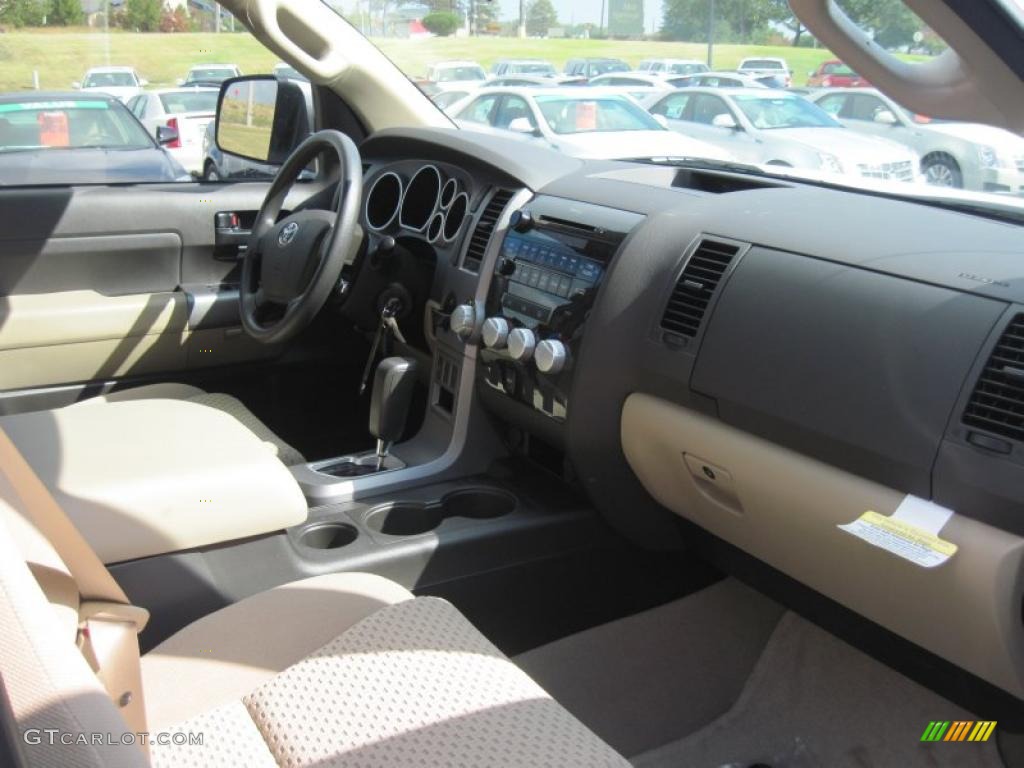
0, 427, 150, 741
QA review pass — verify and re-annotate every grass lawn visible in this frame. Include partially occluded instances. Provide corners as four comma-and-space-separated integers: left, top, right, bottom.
0, 28, 929, 92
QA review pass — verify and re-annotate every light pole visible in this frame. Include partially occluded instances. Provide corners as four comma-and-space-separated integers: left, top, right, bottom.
519, 0, 525, 38
706, 0, 715, 67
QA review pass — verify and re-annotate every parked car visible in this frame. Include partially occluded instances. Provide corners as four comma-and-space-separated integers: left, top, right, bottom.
179, 64, 242, 86
586, 73, 674, 102
807, 59, 869, 88
645, 88, 919, 182
737, 57, 791, 87
73, 66, 146, 102
273, 61, 309, 81
671, 71, 775, 89
813, 88, 1024, 192
450, 87, 733, 161
563, 58, 630, 80
0, 92, 189, 184
490, 59, 557, 77
636, 58, 709, 77
127, 87, 218, 176
425, 61, 488, 93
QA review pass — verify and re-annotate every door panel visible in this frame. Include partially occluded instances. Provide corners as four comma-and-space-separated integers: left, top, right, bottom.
0, 181, 324, 399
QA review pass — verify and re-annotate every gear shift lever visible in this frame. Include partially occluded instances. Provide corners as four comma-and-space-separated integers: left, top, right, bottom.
369, 357, 418, 471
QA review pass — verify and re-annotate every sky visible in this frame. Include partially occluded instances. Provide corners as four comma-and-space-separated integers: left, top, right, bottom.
495, 0, 666, 32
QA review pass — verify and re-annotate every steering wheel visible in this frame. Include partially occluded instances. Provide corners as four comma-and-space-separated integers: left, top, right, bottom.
240, 130, 362, 345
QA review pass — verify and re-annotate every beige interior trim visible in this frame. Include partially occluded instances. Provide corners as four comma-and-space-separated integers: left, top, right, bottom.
621, 393, 1024, 699
0, 398, 308, 563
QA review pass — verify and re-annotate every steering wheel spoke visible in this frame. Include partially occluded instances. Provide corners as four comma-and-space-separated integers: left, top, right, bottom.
239, 131, 363, 345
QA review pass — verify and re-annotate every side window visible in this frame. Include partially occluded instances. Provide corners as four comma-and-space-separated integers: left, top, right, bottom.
651, 93, 690, 120
691, 94, 731, 125
848, 95, 887, 121
650, 63, 664, 72
816, 94, 847, 118
461, 95, 500, 125
127, 96, 145, 118
496, 96, 535, 129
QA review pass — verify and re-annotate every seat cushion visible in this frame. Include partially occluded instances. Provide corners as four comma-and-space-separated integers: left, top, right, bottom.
149, 583, 629, 767
142, 572, 414, 729
100, 384, 305, 466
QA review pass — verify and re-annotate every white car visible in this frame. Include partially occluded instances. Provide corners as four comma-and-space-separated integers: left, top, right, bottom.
737, 57, 791, 88
636, 58, 709, 77
73, 67, 146, 103
586, 73, 675, 102
451, 87, 734, 162
426, 61, 488, 93
645, 88, 920, 183
178, 64, 241, 86
126, 87, 219, 175
813, 88, 1024, 193
672, 71, 776, 89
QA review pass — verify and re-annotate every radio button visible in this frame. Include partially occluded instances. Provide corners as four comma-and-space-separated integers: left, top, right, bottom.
482, 317, 510, 349
507, 328, 536, 362
536, 339, 568, 375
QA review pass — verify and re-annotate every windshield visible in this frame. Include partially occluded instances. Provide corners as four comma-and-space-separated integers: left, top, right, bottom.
186, 68, 235, 82
591, 61, 629, 75
534, 95, 660, 135
159, 91, 219, 114
83, 72, 136, 87
733, 96, 840, 129
0, 99, 153, 151
436, 67, 486, 82
740, 60, 784, 70
516, 63, 555, 75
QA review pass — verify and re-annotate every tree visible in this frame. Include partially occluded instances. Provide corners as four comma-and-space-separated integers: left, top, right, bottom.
0, 0, 46, 27
122, 0, 163, 30
46, 0, 82, 26
525, 0, 556, 36
421, 10, 460, 35
470, 0, 498, 33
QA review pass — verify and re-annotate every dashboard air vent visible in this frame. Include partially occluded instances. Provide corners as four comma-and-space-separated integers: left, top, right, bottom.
963, 313, 1024, 441
660, 239, 740, 338
463, 188, 514, 273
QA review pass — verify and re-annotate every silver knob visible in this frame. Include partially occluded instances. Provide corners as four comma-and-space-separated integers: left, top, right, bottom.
449, 304, 478, 341
507, 328, 536, 362
535, 339, 568, 374
482, 317, 510, 349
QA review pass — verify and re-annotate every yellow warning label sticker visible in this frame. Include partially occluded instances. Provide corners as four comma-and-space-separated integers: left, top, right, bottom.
839, 508, 958, 568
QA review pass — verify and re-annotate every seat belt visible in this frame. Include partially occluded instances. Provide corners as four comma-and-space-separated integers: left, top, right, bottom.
0, 428, 150, 741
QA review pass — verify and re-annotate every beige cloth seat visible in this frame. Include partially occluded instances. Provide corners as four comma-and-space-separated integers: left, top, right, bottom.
95, 383, 305, 466
0, 427, 629, 768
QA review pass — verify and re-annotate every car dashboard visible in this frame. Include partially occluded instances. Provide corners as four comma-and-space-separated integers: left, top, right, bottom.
355, 126, 1024, 705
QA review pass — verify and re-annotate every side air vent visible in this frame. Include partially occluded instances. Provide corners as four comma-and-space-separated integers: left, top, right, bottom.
463, 188, 514, 273
660, 239, 740, 338
963, 313, 1024, 441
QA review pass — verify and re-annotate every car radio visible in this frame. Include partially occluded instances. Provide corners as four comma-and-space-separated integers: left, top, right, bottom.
477, 198, 641, 423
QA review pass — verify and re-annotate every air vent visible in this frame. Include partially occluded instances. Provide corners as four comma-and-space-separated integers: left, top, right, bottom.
660, 239, 740, 338
463, 188, 514, 273
963, 313, 1024, 441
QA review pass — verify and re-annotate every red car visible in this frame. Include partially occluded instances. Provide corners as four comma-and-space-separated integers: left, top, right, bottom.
807, 59, 870, 88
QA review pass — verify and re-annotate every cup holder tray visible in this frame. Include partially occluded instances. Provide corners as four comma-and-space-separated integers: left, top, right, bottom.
365, 487, 516, 537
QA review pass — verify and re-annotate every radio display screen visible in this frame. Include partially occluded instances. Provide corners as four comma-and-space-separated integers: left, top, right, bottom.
499, 230, 608, 328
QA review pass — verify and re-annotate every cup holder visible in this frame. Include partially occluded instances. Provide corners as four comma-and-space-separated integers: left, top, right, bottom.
366, 488, 516, 537
298, 522, 359, 550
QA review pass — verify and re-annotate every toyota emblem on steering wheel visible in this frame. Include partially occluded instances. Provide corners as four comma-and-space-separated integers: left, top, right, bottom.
278, 221, 300, 247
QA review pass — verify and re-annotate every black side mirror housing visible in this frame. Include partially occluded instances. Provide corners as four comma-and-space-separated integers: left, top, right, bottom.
156, 125, 179, 146
215, 75, 314, 165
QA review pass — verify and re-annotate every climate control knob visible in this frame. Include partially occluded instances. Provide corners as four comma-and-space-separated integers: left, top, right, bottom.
482, 317, 510, 349
535, 339, 568, 374
449, 303, 478, 341
507, 328, 536, 362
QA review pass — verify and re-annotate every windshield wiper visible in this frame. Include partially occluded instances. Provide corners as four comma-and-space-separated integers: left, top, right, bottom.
627, 155, 768, 176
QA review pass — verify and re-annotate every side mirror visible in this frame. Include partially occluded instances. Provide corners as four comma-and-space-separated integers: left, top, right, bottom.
874, 109, 898, 125
215, 75, 314, 164
652, 114, 669, 129
175, 78, 185, 86
139, 78, 149, 87
156, 125, 179, 146
507, 117, 538, 135
712, 113, 738, 129
71, 81, 81, 90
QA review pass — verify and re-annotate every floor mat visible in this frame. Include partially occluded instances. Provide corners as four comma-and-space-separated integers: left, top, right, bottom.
515, 579, 786, 758
632, 611, 1005, 768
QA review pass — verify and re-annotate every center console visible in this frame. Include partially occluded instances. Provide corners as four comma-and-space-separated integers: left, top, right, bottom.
476, 196, 643, 425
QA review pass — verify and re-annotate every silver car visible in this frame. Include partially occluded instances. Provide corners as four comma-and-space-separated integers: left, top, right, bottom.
813, 88, 1024, 193
645, 88, 920, 183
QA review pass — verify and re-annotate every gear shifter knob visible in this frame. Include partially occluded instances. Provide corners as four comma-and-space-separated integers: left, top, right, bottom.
369, 357, 418, 467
